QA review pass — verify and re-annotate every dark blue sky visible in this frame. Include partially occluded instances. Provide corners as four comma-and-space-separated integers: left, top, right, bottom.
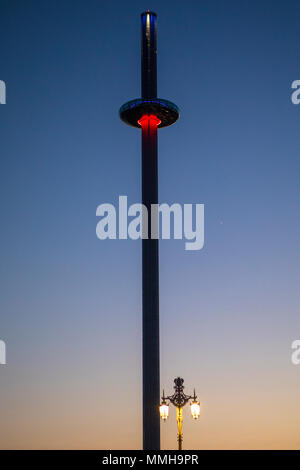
0, 0, 300, 449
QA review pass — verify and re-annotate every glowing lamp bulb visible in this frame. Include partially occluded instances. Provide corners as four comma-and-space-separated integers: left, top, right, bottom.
159, 403, 169, 421
190, 400, 200, 420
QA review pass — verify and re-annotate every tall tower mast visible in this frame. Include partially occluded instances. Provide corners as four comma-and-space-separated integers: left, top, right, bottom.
119, 11, 179, 450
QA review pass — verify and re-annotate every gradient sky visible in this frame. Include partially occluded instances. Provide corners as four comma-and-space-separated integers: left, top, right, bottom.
0, 0, 300, 449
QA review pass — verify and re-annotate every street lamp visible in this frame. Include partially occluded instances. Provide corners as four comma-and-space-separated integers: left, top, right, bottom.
159, 377, 200, 450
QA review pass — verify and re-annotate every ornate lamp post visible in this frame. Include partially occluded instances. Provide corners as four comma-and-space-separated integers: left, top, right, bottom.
159, 377, 200, 450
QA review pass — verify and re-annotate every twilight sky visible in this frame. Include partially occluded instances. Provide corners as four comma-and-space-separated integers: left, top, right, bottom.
0, 0, 300, 449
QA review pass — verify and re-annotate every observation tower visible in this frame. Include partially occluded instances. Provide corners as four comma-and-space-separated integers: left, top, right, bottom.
119, 11, 179, 450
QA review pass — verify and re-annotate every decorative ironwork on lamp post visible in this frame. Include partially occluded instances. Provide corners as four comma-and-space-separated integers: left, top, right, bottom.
159, 377, 200, 450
